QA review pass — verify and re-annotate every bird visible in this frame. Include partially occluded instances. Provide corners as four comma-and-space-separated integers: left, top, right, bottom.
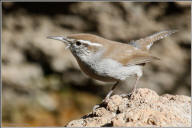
47, 30, 177, 102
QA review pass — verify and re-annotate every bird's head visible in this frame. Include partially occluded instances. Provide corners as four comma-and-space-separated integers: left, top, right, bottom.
47, 34, 104, 57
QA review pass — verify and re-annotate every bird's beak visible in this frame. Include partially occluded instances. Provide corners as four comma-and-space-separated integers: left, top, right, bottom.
47, 36, 71, 49
47, 36, 69, 42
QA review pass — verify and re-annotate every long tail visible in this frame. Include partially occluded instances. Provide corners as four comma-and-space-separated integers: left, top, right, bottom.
129, 30, 178, 51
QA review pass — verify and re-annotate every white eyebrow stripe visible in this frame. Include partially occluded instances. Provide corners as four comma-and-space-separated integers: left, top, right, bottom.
78, 40, 102, 47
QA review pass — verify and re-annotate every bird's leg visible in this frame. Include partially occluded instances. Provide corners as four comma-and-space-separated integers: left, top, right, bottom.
103, 81, 119, 102
132, 76, 140, 93
93, 81, 119, 111
121, 76, 140, 98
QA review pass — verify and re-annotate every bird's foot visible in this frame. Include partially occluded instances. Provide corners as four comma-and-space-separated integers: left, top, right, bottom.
120, 93, 132, 99
92, 97, 109, 111
93, 104, 100, 111
120, 89, 138, 98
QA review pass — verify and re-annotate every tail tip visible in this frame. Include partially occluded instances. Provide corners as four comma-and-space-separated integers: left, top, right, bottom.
167, 29, 179, 34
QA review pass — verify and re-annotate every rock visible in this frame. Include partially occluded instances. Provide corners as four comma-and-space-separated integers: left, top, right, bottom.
66, 88, 191, 127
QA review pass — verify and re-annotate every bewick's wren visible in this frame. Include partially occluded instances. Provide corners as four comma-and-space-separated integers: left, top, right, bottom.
47, 30, 176, 101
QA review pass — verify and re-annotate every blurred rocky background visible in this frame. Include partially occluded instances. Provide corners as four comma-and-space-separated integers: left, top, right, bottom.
2, 2, 191, 127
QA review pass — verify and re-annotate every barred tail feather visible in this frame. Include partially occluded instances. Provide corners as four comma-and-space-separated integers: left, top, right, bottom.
129, 30, 178, 51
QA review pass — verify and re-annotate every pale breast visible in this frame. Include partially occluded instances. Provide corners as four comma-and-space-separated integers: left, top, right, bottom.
94, 59, 143, 81
75, 57, 118, 82
75, 55, 142, 82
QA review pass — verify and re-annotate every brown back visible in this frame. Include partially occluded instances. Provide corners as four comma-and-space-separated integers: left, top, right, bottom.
67, 33, 159, 66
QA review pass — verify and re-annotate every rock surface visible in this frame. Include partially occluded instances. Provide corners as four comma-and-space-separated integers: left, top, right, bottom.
67, 88, 191, 127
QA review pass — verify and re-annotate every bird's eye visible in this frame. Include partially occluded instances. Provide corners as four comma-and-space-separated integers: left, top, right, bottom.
76, 41, 81, 46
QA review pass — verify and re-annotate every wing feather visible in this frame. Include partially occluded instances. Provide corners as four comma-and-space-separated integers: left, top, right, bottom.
102, 42, 160, 66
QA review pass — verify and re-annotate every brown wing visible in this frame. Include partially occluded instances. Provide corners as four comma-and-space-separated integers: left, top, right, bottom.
102, 42, 159, 66
67, 33, 160, 65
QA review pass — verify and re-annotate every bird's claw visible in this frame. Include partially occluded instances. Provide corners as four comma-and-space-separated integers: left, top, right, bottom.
93, 104, 100, 111
92, 99, 108, 111
120, 93, 132, 98
120, 89, 138, 98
